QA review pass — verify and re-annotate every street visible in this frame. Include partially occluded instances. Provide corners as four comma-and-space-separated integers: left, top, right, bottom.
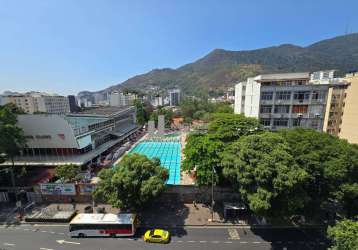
0, 224, 329, 250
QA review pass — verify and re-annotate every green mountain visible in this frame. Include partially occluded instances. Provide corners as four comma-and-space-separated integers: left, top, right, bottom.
89, 33, 358, 95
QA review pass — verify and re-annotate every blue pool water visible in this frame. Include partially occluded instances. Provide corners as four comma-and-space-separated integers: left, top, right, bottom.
129, 141, 181, 185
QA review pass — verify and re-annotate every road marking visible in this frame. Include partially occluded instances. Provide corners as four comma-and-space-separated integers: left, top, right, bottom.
224, 241, 232, 244
56, 239, 80, 245
253, 241, 261, 244
50, 232, 56, 234
211, 241, 220, 243
4, 243, 15, 246
176, 240, 183, 243
240, 241, 248, 244
227, 228, 240, 240
40, 248, 54, 250
199, 241, 207, 243
41, 231, 47, 233
34, 224, 67, 227
187, 240, 196, 243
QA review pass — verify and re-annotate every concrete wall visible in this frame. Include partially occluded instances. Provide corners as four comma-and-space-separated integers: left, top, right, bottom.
340, 74, 358, 143
244, 78, 261, 118
234, 82, 246, 114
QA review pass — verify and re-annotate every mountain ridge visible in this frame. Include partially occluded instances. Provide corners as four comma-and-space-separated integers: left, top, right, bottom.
79, 33, 358, 96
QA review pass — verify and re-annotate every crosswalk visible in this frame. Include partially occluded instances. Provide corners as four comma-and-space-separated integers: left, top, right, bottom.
227, 228, 240, 240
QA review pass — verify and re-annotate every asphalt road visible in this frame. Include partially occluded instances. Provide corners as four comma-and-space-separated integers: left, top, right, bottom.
0, 224, 329, 250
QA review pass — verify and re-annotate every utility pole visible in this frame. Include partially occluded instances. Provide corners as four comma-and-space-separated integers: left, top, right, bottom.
211, 166, 216, 222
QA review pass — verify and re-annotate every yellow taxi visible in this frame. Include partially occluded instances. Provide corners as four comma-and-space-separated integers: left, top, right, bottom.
143, 229, 170, 243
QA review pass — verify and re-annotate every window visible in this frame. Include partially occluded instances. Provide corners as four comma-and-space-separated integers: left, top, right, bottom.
292, 118, 302, 127
293, 91, 310, 101
275, 91, 291, 100
292, 105, 308, 113
260, 105, 272, 113
261, 92, 273, 100
273, 118, 288, 127
260, 118, 271, 126
312, 90, 325, 100
274, 105, 290, 113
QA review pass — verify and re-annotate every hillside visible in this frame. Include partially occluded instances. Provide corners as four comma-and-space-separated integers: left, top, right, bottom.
81, 33, 358, 96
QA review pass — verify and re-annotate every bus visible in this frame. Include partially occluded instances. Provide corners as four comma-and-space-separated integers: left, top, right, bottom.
69, 213, 138, 237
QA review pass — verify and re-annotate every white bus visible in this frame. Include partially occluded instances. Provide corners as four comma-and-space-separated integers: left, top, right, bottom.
69, 213, 138, 237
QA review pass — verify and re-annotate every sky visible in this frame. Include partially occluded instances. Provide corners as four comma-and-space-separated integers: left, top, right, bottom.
0, 0, 357, 95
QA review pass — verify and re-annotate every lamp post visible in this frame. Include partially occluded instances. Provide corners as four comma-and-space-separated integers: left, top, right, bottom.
211, 166, 216, 222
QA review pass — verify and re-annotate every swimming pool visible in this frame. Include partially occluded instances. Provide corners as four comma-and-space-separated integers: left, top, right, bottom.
129, 140, 181, 185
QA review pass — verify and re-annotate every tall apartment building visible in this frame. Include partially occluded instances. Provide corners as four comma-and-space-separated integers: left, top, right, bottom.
109, 91, 137, 107
234, 71, 349, 132
339, 72, 358, 143
169, 89, 181, 106
67, 95, 80, 113
1, 92, 70, 114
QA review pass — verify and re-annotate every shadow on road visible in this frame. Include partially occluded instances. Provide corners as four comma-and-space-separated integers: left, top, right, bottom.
138, 201, 188, 238
250, 227, 329, 250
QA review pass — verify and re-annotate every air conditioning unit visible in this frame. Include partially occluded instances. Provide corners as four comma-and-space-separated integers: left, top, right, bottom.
297, 113, 303, 118
315, 113, 321, 118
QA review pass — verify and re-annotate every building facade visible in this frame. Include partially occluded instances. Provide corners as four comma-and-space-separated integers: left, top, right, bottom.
169, 89, 181, 106
2, 106, 138, 167
2, 92, 70, 114
339, 72, 358, 143
68, 95, 80, 113
109, 91, 137, 107
234, 71, 349, 132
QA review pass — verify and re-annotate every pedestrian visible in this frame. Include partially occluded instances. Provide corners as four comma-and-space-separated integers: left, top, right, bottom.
71, 198, 76, 210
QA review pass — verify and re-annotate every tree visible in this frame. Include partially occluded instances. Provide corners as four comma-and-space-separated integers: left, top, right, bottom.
55, 164, 80, 183
221, 132, 308, 216
208, 113, 261, 142
328, 219, 358, 250
0, 104, 27, 189
183, 113, 261, 185
134, 99, 152, 125
182, 134, 224, 185
93, 154, 168, 211
279, 129, 358, 218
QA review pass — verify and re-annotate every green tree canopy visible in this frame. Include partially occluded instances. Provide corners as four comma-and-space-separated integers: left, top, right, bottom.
182, 134, 224, 185
279, 129, 358, 218
221, 132, 308, 216
0, 104, 26, 163
208, 113, 261, 142
328, 219, 358, 250
93, 154, 168, 211
134, 99, 152, 125
55, 164, 80, 183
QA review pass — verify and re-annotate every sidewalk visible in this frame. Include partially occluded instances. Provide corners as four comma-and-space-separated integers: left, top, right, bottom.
8, 202, 325, 228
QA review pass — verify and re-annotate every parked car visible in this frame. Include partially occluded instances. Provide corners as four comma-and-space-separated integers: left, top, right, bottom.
143, 229, 170, 243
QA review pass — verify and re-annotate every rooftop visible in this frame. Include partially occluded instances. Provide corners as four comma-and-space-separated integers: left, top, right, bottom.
71, 106, 134, 117
254, 72, 310, 81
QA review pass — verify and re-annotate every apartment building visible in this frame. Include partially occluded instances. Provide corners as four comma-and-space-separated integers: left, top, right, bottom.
169, 89, 181, 106
234, 70, 349, 132
339, 72, 358, 143
1, 92, 70, 114
109, 91, 137, 107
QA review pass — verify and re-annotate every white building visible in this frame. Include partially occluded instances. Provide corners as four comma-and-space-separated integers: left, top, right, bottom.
151, 96, 163, 107
109, 91, 137, 107
1, 92, 70, 114
234, 70, 349, 132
